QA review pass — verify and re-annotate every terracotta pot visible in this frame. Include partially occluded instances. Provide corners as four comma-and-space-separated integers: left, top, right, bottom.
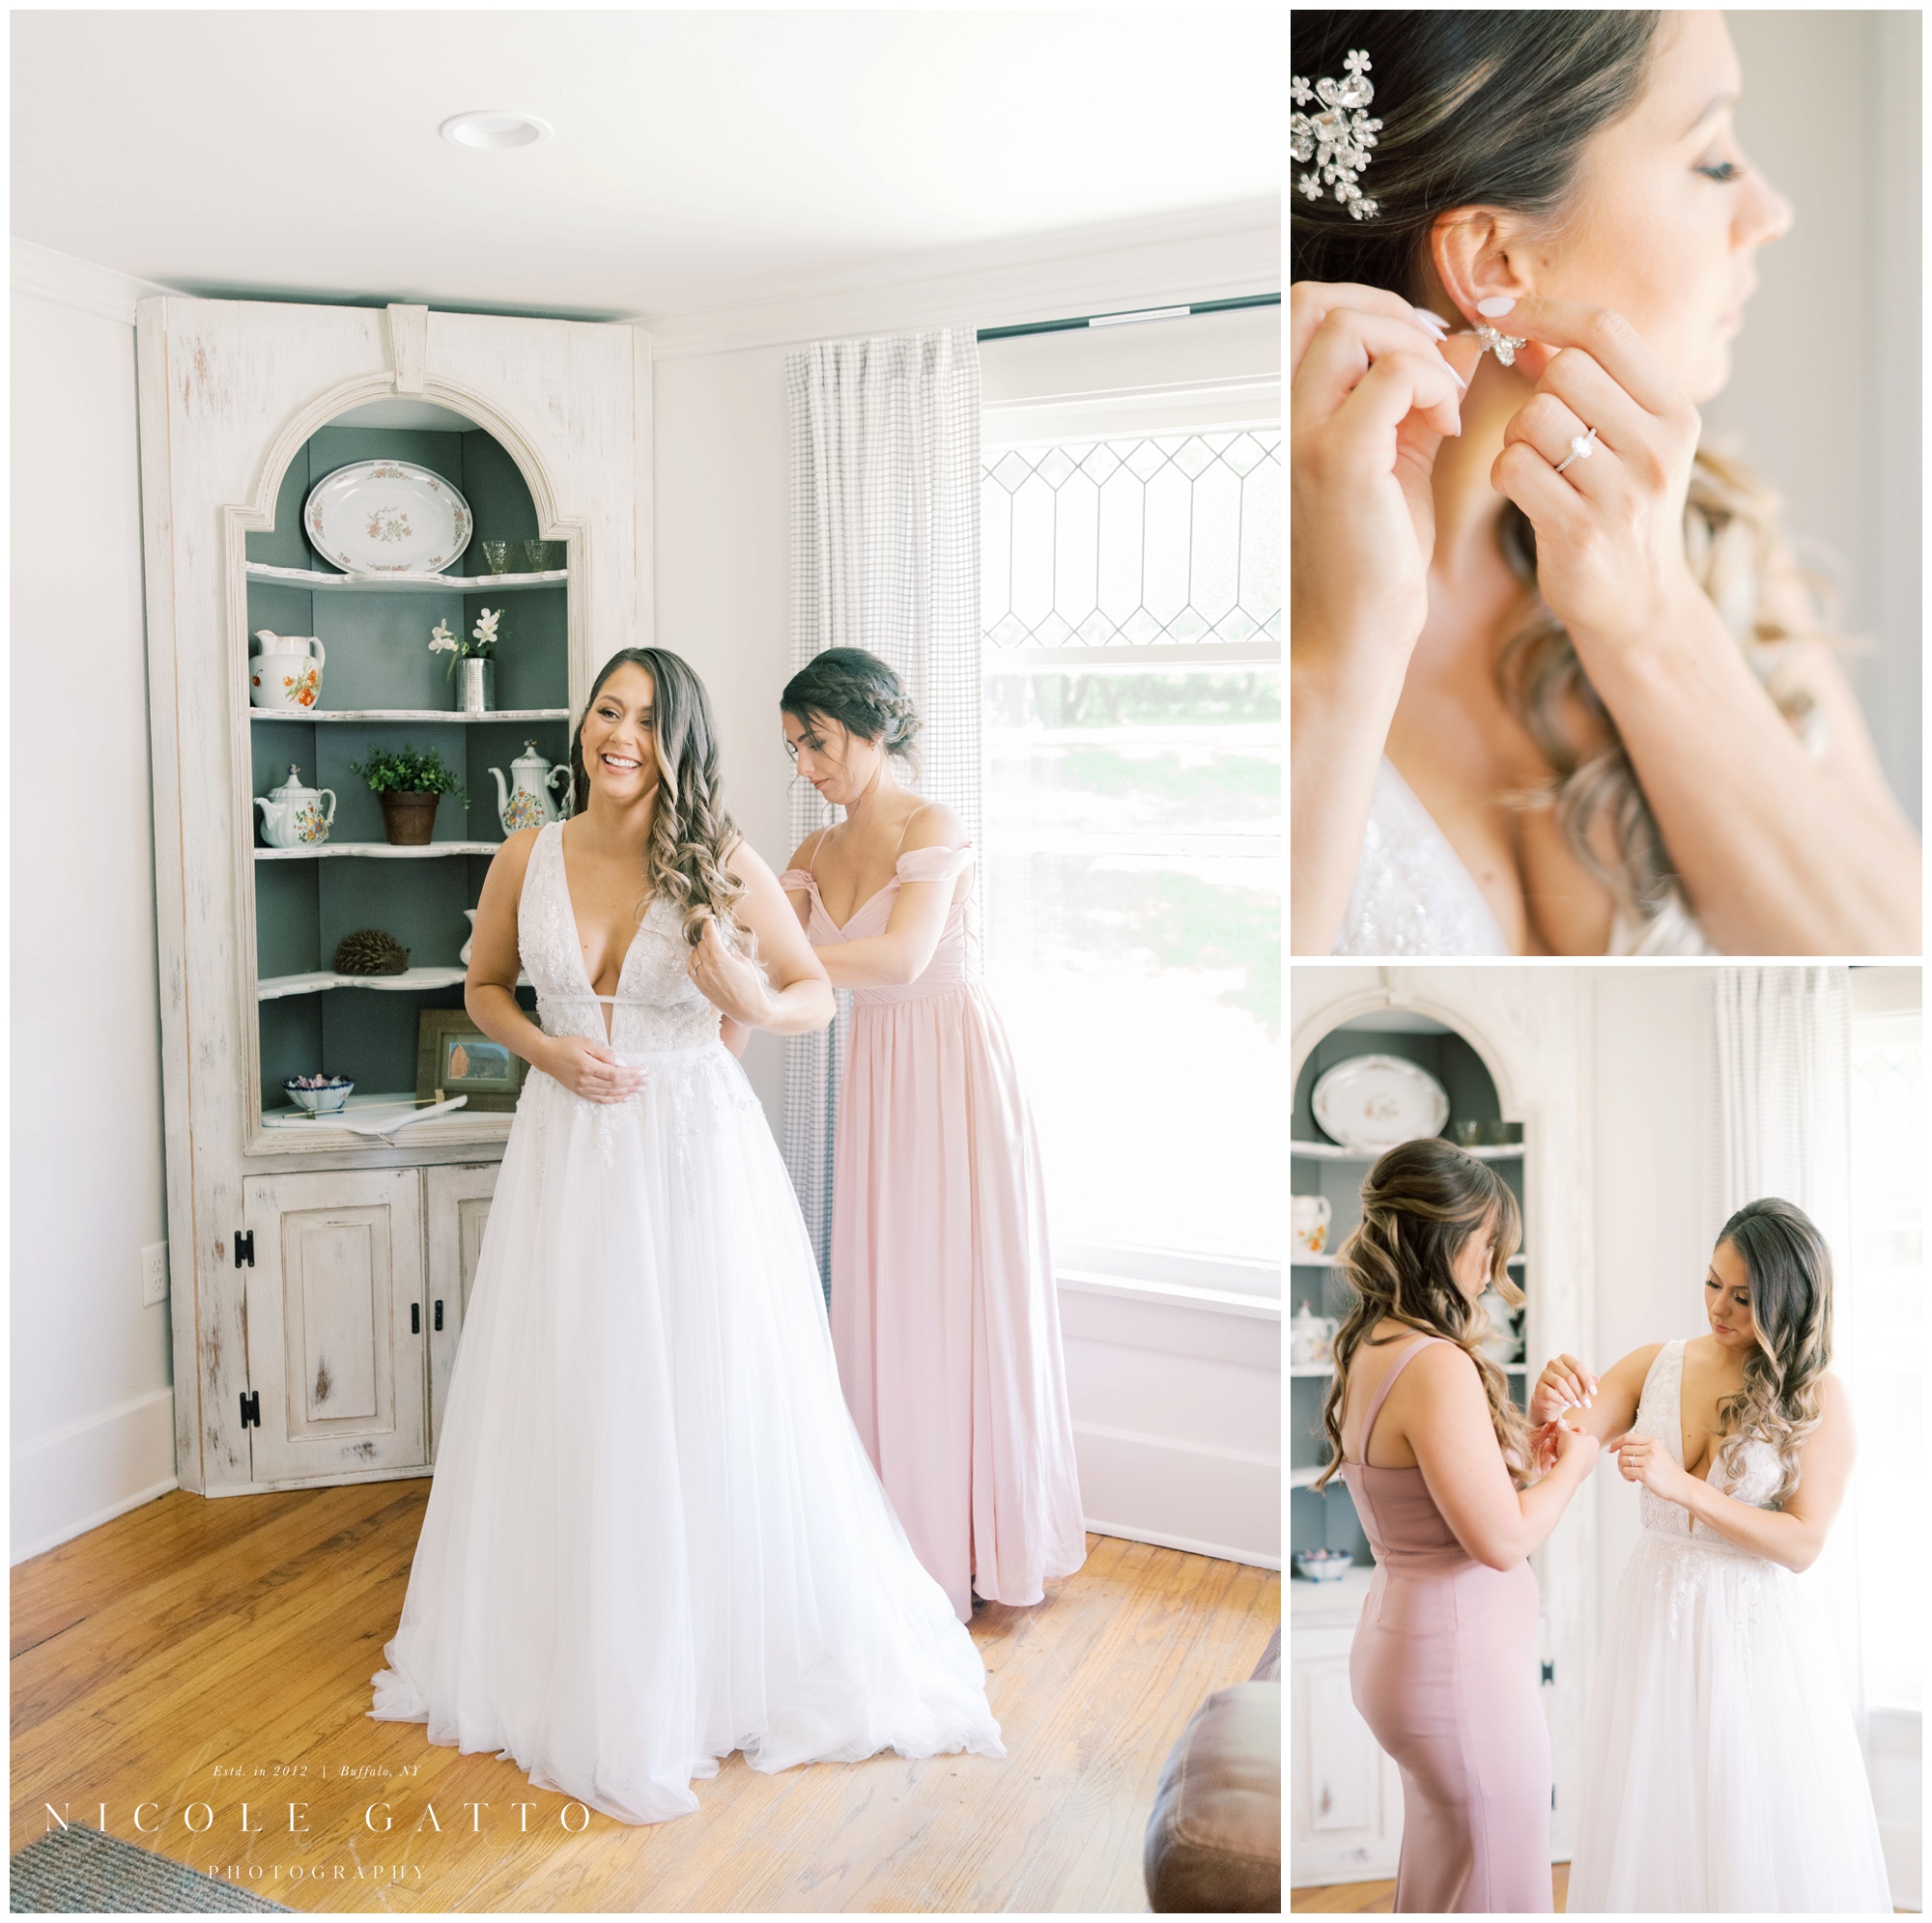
379, 791, 440, 846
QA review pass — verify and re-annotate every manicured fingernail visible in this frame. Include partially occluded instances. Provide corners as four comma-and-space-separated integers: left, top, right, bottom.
1411, 305, 1450, 335
1477, 296, 1517, 318
1442, 357, 1468, 391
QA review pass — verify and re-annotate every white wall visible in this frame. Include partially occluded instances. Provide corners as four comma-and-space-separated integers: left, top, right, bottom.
11, 244, 180, 1560
1587, 966, 1710, 1633
1706, 11, 1920, 823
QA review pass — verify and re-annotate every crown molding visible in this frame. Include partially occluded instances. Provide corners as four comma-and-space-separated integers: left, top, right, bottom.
11, 236, 178, 326
639, 198, 1281, 361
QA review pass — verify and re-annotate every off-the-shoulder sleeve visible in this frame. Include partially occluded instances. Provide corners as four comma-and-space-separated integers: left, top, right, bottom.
778, 869, 817, 894
895, 843, 976, 885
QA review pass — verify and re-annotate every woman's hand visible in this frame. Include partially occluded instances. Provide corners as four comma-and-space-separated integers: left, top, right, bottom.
686, 916, 774, 1028
540, 1035, 648, 1104
1615, 1431, 1690, 1502
1549, 1419, 1600, 1479
1491, 298, 1705, 648
1529, 1351, 1600, 1427
1291, 280, 1474, 681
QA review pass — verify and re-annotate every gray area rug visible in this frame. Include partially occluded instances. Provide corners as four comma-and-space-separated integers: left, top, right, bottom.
10, 1824, 293, 1912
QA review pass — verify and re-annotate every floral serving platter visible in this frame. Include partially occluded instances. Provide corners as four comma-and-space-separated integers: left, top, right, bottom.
303, 460, 473, 577
1310, 1053, 1450, 1152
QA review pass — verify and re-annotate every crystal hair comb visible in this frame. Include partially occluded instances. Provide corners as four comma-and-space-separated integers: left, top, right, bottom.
1291, 49, 1382, 220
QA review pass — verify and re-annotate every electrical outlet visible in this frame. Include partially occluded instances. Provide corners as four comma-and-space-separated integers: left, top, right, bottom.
141, 1241, 168, 1308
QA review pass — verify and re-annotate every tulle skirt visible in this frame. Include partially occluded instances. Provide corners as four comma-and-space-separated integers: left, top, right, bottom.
369, 1042, 1005, 1824
1569, 1529, 1891, 1911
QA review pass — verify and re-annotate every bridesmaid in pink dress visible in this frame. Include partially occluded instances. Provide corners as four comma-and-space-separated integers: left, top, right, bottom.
777, 649, 1087, 1623
1313, 1140, 1598, 1912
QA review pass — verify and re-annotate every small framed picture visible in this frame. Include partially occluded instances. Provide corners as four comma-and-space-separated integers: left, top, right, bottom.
415, 1009, 528, 1113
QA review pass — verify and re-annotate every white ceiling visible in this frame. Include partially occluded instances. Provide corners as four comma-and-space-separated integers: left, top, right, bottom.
10, 9, 1281, 322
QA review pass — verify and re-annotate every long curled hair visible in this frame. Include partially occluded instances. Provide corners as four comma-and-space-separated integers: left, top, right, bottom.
1292, 11, 1830, 945
1710, 1198, 1833, 1506
1313, 1138, 1529, 1492
566, 647, 749, 949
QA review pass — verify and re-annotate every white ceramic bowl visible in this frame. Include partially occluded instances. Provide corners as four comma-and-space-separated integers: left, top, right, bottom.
1293, 1549, 1353, 1583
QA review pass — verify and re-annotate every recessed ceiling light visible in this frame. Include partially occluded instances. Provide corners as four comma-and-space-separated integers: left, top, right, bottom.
440, 110, 554, 152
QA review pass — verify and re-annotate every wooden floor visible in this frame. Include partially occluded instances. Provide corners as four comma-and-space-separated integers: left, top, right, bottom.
1292, 1864, 1571, 1911
12, 1482, 1278, 1912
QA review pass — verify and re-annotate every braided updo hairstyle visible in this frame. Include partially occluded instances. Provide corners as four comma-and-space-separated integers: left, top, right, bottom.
781, 648, 922, 774
566, 647, 749, 950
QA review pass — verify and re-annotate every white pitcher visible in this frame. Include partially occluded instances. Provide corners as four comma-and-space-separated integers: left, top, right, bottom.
250, 631, 326, 711
1293, 1194, 1333, 1258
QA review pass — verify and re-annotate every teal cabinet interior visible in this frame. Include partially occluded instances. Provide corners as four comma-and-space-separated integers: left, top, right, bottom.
248, 418, 560, 1113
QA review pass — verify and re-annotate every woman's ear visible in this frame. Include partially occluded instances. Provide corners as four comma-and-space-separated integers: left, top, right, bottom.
1429, 208, 1534, 328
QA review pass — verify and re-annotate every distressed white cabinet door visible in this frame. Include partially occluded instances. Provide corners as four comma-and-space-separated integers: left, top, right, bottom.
424, 1162, 499, 1461
241, 1170, 426, 1484
1290, 1622, 1405, 1883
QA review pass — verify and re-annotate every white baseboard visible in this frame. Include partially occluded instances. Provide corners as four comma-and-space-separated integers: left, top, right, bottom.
1073, 1421, 1278, 1570
12, 1388, 179, 1565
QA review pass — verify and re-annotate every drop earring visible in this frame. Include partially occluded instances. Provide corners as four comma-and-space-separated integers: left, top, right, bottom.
1473, 324, 1528, 367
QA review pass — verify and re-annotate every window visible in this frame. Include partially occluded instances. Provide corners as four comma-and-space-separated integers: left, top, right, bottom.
980, 423, 1280, 1287
1849, 1006, 1921, 1711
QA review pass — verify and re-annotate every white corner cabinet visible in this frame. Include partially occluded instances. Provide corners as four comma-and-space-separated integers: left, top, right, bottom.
137, 295, 652, 1496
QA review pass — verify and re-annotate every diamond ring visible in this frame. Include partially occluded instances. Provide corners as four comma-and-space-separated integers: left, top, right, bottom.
1554, 426, 1600, 474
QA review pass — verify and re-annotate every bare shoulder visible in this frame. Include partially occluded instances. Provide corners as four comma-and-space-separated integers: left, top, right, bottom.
489, 826, 544, 881
1609, 1341, 1667, 1383
1814, 1370, 1854, 1425
726, 835, 781, 891
781, 828, 829, 877
1403, 1336, 1483, 1402
900, 800, 968, 853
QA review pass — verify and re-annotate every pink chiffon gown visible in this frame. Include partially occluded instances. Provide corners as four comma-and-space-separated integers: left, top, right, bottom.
781, 836, 1088, 1623
1339, 1334, 1552, 1913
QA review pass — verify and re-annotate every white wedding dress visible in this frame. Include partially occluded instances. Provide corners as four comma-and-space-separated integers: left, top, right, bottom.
369, 820, 1005, 1823
1568, 1340, 1891, 1911
1332, 758, 1715, 956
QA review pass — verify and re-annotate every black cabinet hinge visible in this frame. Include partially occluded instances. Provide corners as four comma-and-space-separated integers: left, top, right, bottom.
411, 1302, 420, 1335
234, 1230, 254, 1269
434, 1299, 444, 1332
240, 1390, 260, 1429
1541, 1659, 1554, 1684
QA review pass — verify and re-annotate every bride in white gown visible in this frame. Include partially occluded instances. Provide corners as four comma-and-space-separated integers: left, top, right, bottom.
1530, 1199, 1890, 1910
368, 647, 1004, 1824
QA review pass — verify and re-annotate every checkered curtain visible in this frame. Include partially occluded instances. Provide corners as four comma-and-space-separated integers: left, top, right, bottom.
781, 329, 982, 1292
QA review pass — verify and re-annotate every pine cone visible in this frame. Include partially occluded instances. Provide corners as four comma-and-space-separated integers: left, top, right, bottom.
333, 928, 411, 976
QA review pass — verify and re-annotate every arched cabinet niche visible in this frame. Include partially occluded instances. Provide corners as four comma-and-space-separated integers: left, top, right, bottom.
1286, 968, 1594, 1888
137, 297, 651, 1500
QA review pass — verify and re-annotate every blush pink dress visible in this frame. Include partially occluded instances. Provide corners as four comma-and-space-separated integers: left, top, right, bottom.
781, 834, 1088, 1624
1339, 1334, 1552, 1913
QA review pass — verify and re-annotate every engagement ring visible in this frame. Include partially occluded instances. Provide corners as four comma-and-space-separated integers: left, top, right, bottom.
1554, 426, 1600, 474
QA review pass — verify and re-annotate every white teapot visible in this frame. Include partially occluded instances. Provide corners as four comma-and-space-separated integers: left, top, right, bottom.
1293, 1194, 1333, 1258
250, 631, 326, 711
255, 764, 336, 848
490, 740, 571, 834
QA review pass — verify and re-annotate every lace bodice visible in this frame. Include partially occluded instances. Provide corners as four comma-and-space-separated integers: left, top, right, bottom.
1335, 758, 1715, 957
1334, 760, 1512, 956
1633, 1339, 1782, 1543
518, 821, 721, 1052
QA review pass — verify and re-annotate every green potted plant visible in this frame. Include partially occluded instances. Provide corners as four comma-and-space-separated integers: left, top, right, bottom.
351, 745, 468, 846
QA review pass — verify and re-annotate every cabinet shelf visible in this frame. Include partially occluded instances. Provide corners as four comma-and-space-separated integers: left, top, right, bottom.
1291, 1138, 1524, 1161
251, 707, 569, 725
255, 841, 502, 861
257, 967, 529, 1003
246, 563, 567, 594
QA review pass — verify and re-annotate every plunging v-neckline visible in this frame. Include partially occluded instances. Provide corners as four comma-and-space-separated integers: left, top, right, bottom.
808, 870, 894, 937
555, 824, 648, 1040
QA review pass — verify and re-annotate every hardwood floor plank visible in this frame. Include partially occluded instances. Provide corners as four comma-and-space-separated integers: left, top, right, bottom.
13, 1489, 1279, 1912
